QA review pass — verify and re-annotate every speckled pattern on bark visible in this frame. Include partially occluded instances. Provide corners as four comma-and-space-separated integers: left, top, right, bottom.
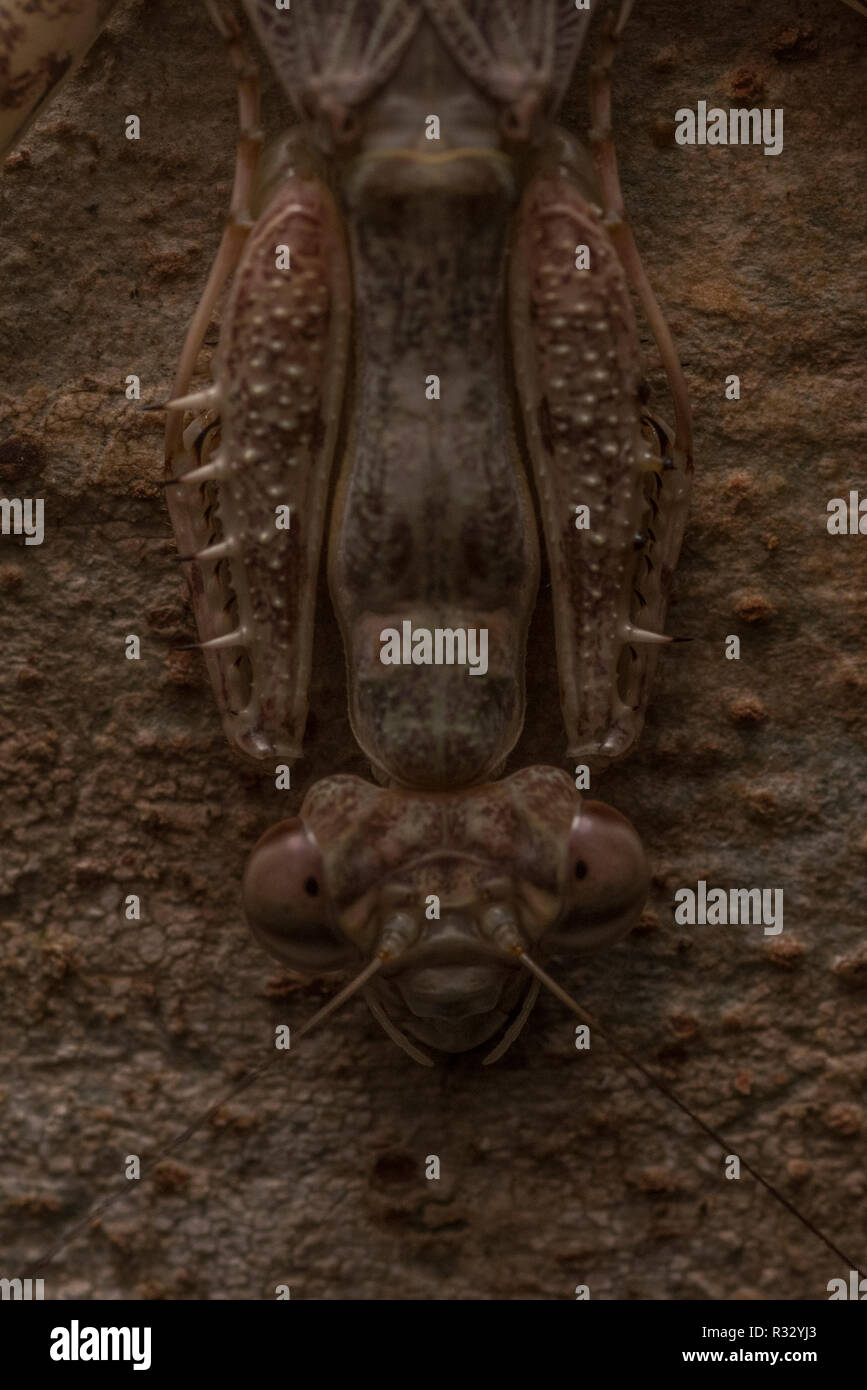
0, 0, 865, 1301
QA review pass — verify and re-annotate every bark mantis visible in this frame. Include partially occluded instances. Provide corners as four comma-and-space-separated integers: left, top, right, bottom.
2, 0, 863, 1286
157, 0, 693, 1065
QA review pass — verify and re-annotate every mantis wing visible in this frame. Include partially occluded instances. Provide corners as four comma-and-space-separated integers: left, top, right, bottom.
241, 0, 422, 138
420, 0, 595, 121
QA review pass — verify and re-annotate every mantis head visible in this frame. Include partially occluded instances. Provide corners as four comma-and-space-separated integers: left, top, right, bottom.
242, 767, 648, 1062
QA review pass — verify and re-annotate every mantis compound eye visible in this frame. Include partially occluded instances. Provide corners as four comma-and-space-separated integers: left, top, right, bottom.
546, 801, 650, 952
242, 819, 358, 972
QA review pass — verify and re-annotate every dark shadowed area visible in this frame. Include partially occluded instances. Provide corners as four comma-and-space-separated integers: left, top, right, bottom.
0, 0, 865, 1300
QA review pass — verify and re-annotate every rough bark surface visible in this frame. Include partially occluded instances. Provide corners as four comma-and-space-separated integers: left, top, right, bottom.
0, 0, 865, 1301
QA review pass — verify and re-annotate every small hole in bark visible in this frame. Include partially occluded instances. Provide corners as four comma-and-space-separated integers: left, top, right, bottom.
575, 860, 588, 880
372, 1151, 417, 1186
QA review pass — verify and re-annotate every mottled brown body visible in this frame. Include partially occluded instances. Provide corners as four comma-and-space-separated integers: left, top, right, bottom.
164, 157, 352, 761
332, 153, 537, 789
510, 148, 691, 766
0, 0, 688, 1058
158, 1, 692, 1057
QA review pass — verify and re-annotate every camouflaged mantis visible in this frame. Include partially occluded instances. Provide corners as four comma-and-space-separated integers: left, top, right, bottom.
1, 0, 693, 1062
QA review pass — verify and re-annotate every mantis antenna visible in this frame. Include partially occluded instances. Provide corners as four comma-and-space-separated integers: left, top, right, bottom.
514, 950, 866, 1281
23, 953, 387, 1277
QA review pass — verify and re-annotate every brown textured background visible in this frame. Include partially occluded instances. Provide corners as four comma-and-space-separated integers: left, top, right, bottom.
0, 0, 865, 1301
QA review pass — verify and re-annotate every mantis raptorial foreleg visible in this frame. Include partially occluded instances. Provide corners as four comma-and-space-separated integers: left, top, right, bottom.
508, 127, 693, 766
167, 140, 352, 762
163, 3, 352, 763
